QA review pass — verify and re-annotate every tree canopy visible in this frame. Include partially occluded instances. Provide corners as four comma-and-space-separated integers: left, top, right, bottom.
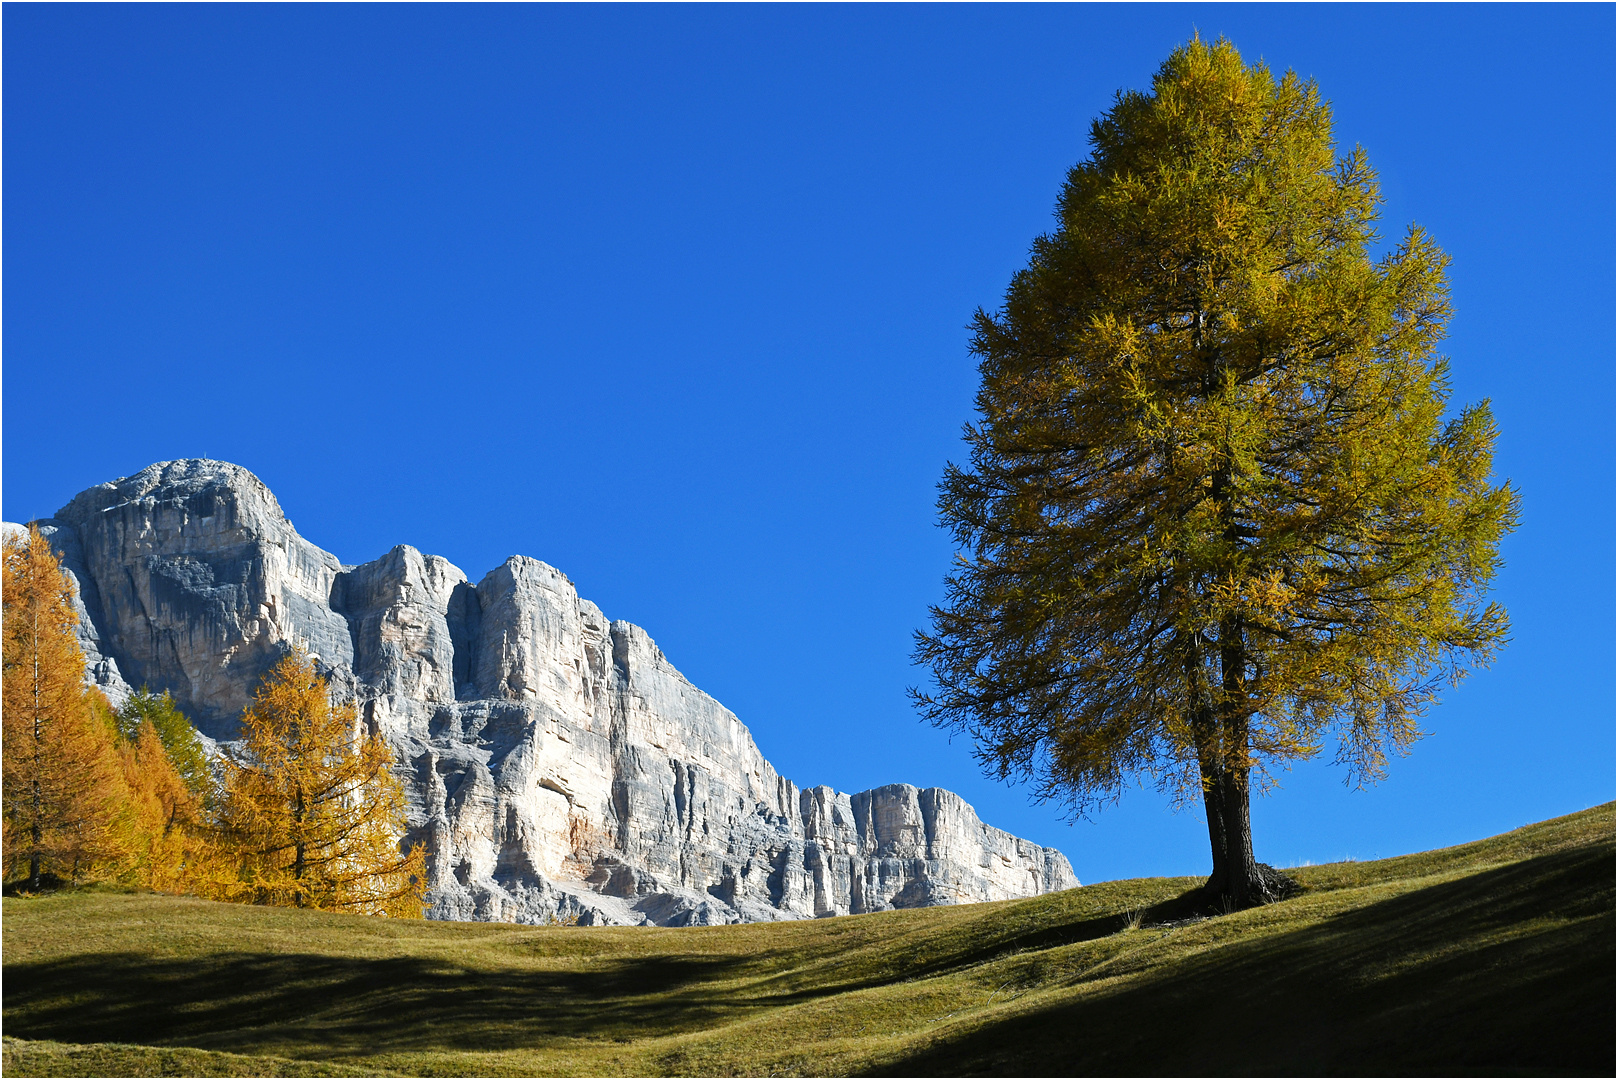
2, 526, 209, 893
914, 38, 1518, 907
118, 687, 215, 806
2, 526, 125, 889
216, 652, 427, 917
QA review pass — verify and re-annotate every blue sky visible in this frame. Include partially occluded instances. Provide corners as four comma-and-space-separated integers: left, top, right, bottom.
5, 4, 1612, 884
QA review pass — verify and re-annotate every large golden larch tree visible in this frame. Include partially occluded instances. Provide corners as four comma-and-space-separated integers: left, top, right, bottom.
914, 38, 1518, 909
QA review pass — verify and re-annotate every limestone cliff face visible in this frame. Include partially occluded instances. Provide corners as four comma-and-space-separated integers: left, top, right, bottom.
18, 459, 1079, 925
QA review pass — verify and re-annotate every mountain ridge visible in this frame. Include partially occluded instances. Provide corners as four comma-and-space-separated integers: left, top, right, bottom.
7, 458, 1078, 926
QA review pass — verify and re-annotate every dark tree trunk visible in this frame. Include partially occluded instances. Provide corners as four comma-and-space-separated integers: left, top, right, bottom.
1213, 736, 1292, 907
30, 689, 43, 891
293, 785, 307, 906
29, 780, 42, 891
1198, 746, 1293, 910
1201, 617, 1295, 910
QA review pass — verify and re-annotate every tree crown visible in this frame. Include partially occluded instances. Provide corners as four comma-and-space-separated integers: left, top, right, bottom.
915, 38, 1518, 815
118, 688, 215, 805
219, 651, 425, 917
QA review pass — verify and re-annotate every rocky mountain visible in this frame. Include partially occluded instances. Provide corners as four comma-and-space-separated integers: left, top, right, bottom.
9, 460, 1078, 925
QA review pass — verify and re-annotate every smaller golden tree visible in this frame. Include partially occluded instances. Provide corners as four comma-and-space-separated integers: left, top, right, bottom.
216, 652, 426, 917
115, 713, 210, 894
117, 688, 216, 806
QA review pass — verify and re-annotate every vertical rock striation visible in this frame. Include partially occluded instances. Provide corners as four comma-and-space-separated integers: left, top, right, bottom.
17, 459, 1079, 925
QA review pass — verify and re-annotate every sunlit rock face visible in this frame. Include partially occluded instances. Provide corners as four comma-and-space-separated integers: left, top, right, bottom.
16, 459, 1079, 926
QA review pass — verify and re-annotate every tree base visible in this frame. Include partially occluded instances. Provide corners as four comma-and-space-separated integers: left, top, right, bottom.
1201, 861, 1298, 912
2, 872, 68, 896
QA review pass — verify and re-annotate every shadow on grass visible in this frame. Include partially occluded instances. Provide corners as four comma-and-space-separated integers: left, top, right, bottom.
780, 881, 1215, 997
6, 839, 1611, 1074
873, 840, 1617, 1077
3, 949, 763, 1056
2, 899, 1187, 1062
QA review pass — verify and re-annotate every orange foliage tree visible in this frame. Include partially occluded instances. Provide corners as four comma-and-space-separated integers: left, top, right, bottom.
1, 527, 125, 889
114, 714, 210, 893
215, 652, 427, 917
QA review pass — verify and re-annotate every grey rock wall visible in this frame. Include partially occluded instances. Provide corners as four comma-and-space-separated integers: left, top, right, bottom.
12, 459, 1079, 925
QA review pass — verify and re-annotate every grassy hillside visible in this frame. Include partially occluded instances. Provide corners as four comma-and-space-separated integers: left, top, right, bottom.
4, 803, 1612, 1077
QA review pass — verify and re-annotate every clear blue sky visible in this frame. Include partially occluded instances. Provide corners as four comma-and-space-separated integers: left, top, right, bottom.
5, 4, 1612, 883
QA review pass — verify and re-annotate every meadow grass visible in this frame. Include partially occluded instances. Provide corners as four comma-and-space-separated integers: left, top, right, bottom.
3, 802, 1611, 1076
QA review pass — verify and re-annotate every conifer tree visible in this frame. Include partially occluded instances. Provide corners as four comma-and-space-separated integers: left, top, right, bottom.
216, 652, 426, 917
118, 688, 216, 806
112, 714, 213, 893
914, 39, 1518, 908
1, 527, 125, 889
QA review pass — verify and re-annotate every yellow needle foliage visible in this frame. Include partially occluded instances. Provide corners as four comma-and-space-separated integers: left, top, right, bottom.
2, 528, 125, 889
914, 39, 1518, 907
114, 716, 211, 894
3, 530, 421, 914
3, 527, 213, 894
213, 652, 426, 917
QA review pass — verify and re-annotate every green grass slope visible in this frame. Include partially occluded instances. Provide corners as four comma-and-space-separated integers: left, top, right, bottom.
4, 803, 1612, 1077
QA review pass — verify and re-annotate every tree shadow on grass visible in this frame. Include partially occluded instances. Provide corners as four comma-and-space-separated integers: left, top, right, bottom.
776, 881, 1214, 998
3, 949, 768, 1058
872, 840, 1616, 1077
8, 917, 1152, 1064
